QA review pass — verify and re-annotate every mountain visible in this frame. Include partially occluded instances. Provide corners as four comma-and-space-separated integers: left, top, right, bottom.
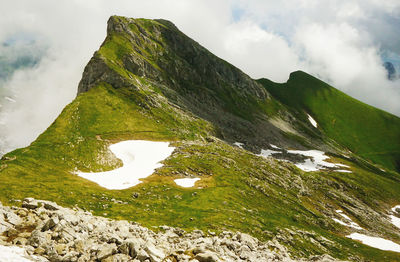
258, 71, 400, 172
384, 61, 397, 81
0, 16, 400, 261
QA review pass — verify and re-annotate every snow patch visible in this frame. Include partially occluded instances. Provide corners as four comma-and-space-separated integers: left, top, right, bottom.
259, 149, 280, 157
234, 142, 244, 149
270, 144, 281, 149
347, 233, 400, 252
307, 114, 317, 128
333, 210, 362, 230
390, 205, 400, 230
332, 218, 348, 227
287, 149, 350, 172
76, 140, 175, 190
0, 245, 35, 262
174, 178, 200, 188
335, 169, 352, 173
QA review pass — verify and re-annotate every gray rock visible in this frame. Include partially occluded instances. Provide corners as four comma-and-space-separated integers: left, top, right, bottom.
102, 253, 133, 262
136, 249, 150, 261
42, 216, 59, 231
119, 239, 141, 258
144, 242, 165, 262
97, 243, 118, 260
195, 251, 219, 262
22, 198, 39, 209
0, 198, 346, 262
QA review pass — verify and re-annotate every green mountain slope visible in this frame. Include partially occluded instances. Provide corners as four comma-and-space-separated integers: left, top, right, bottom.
258, 71, 400, 172
0, 16, 400, 261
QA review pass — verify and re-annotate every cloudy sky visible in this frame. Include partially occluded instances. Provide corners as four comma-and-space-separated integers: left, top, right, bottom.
0, 0, 399, 154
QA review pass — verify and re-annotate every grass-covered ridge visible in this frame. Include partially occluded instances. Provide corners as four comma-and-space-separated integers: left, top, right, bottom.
258, 71, 400, 172
0, 16, 400, 261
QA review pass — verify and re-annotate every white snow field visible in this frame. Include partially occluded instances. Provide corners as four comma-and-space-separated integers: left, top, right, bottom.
307, 114, 318, 128
174, 178, 201, 188
287, 149, 351, 172
0, 245, 35, 262
347, 233, 400, 252
77, 140, 175, 190
390, 205, 400, 229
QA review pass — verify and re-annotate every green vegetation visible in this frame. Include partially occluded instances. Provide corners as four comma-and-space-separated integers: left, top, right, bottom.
258, 71, 400, 172
1, 16, 400, 261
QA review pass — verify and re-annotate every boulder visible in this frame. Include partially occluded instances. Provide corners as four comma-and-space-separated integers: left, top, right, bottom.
42, 216, 59, 231
195, 251, 219, 262
22, 198, 39, 209
144, 242, 165, 262
97, 243, 118, 260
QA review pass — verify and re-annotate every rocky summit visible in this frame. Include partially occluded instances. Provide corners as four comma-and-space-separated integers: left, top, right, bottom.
0, 16, 400, 261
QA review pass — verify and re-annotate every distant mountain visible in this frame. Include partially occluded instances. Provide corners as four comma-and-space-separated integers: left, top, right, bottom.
0, 16, 399, 261
259, 71, 400, 172
384, 61, 397, 81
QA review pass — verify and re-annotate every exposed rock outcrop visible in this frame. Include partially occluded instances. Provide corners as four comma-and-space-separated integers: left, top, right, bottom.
0, 198, 342, 262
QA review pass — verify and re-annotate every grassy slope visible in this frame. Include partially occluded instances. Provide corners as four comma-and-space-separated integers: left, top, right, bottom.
258, 72, 400, 172
1, 17, 400, 260
2, 83, 400, 260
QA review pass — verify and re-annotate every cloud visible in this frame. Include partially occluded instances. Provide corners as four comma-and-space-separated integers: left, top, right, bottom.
294, 22, 400, 114
0, 0, 399, 154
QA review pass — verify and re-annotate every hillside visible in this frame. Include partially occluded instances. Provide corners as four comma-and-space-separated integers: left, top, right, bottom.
0, 16, 400, 261
258, 72, 400, 172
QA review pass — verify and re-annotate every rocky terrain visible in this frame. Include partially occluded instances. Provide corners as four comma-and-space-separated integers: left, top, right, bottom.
0, 198, 341, 262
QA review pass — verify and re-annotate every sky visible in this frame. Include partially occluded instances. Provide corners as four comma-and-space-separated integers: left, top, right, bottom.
0, 0, 399, 154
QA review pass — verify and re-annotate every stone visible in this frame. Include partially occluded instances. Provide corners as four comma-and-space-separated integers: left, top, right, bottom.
42, 216, 60, 231
236, 232, 257, 250
102, 254, 133, 262
144, 242, 165, 262
195, 251, 219, 262
0, 198, 345, 262
1, 209, 22, 225
97, 243, 118, 260
136, 249, 150, 261
55, 243, 67, 255
61, 251, 80, 262
119, 239, 141, 258
40, 200, 62, 211
22, 198, 39, 209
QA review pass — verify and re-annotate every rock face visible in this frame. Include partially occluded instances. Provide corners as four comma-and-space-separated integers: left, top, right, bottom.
0, 198, 342, 262
77, 16, 315, 153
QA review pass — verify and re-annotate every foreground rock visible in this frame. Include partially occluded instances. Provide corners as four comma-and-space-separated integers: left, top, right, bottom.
0, 198, 342, 261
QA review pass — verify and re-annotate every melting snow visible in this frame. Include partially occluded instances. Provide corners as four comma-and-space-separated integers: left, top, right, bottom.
332, 218, 348, 227
307, 114, 317, 128
77, 140, 175, 190
335, 169, 352, 173
286, 149, 350, 172
347, 233, 400, 252
0, 245, 35, 262
174, 178, 200, 188
234, 142, 244, 149
270, 144, 281, 149
259, 149, 280, 157
390, 205, 400, 230
334, 210, 362, 230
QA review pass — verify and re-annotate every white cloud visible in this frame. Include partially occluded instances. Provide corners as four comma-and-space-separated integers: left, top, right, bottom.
0, 0, 399, 154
